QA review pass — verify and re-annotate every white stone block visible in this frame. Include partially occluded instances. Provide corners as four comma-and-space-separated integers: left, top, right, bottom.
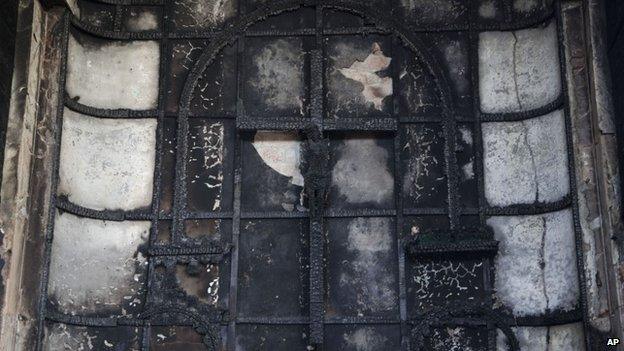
483, 110, 569, 206
488, 209, 579, 316
58, 109, 156, 211
47, 212, 149, 315
479, 21, 561, 113
66, 34, 160, 110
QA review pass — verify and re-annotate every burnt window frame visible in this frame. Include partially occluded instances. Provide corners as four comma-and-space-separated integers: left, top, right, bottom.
37, 0, 587, 350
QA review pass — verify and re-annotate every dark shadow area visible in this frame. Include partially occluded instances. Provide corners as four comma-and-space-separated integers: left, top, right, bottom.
0, 1, 18, 184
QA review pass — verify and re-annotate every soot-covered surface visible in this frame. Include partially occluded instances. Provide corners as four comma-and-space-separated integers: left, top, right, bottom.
36, 0, 587, 350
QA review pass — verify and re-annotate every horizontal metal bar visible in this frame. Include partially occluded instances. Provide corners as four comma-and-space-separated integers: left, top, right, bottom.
56, 196, 152, 221
402, 208, 448, 215
71, 15, 163, 40
405, 240, 499, 258
480, 95, 564, 122
236, 117, 313, 131
240, 211, 308, 219
147, 244, 229, 256
183, 211, 235, 219
484, 194, 572, 216
65, 95, 158, 119
323, 117, 397, 131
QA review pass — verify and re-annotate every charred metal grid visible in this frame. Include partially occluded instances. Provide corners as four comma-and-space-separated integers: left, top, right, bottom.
36, 0, 588, 350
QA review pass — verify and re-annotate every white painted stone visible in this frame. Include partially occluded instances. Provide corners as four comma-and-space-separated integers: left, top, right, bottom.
58, 109, 157, 211
496, 323, 585, 350
543, 211, 581, 314
488, 209, 579, 316
47, 212, 149, 315
252, 131, 303, 186
66, 34, 160, 110
483, 110, 569, 206
332, 136, 394, 204
479, 21, 561, 113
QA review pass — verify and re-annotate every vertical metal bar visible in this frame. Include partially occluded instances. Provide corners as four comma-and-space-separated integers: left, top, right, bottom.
36, 12, 70, 351
141, 1, 171, 348
467, 1, 496, 347
227, 0, 246, 347
390, 35, 409, 350
308, 4, 325, 347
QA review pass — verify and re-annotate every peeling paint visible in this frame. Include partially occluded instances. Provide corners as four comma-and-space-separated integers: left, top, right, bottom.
338, 43, 393, 110
252, 131, 303, 186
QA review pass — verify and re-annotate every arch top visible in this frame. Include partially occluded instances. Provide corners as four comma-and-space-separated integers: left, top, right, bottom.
178, 0, 457, 119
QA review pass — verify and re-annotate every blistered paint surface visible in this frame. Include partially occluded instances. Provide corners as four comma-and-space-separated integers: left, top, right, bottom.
48, 212, 149, 315
58, 109, 156, 211
483, 110, 569, 206
66, 34, 160, 110
488, 209, 579, 316
479, 21, 561, 113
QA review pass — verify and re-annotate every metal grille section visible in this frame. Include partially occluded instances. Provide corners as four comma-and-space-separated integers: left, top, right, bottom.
38, 0, 587, 350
